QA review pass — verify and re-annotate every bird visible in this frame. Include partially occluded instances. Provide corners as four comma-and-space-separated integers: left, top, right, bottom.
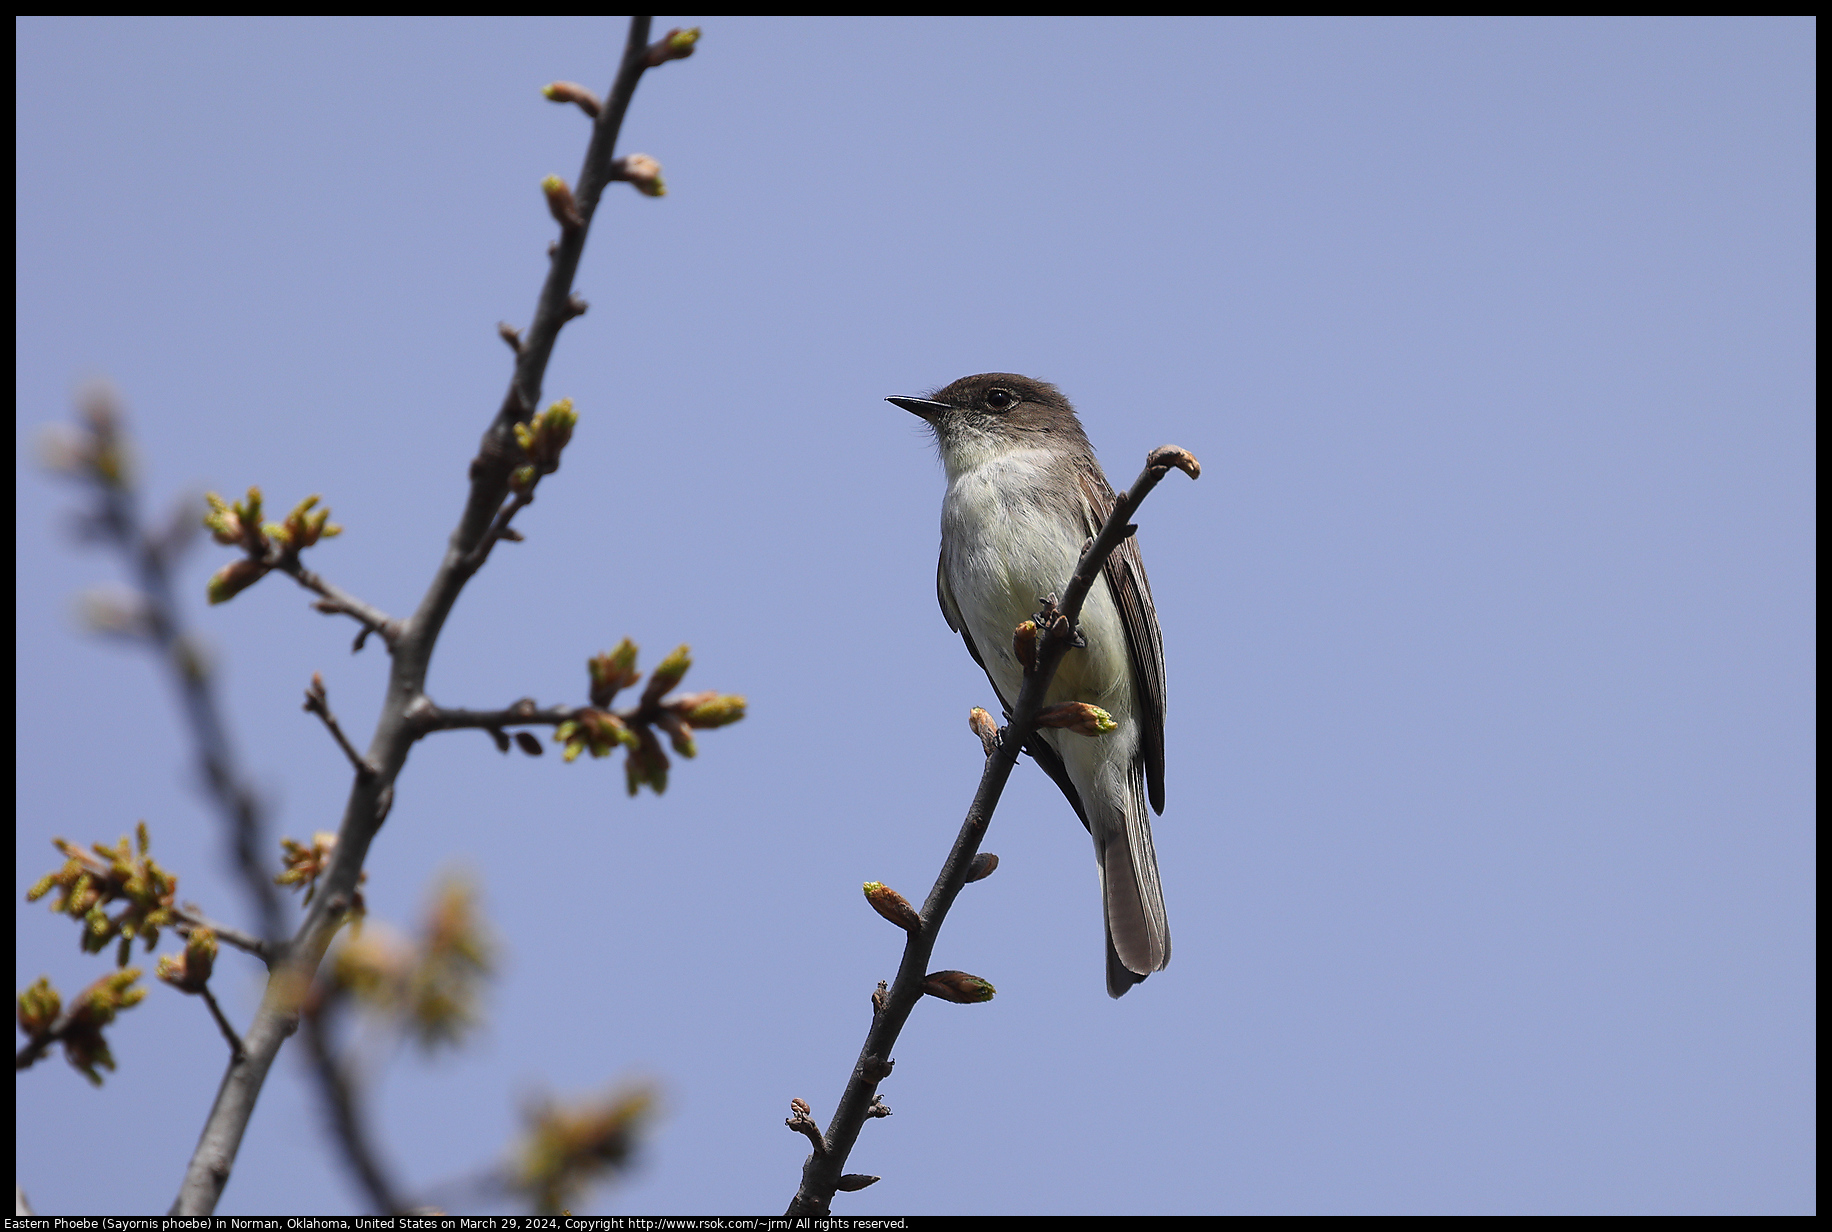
889, 373, 1169, 997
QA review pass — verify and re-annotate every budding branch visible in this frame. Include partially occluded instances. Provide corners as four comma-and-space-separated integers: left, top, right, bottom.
785, 445, 1199, 1216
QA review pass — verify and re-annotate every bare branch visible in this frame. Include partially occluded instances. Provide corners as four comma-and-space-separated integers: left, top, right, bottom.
198, 986, 245, 1061
303, 673, 378, 780
412, 699, 579, 734
170, 17, 677, 1215
784, 446, 1199, 1216
279, 559, 402, 651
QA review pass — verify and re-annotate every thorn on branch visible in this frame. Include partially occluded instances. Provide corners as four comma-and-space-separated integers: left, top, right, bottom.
965, 852, 1000, 883
514, 732, 544, 756
488, 728, 511, 753
303, 672, 377, 780
542, 80, 602, 118
498, 322, 524, 355
645, 26, 701, 68
836, 1175, 880, 1193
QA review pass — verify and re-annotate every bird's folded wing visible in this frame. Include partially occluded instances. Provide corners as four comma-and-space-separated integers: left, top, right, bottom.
1079, 470, 1167, 814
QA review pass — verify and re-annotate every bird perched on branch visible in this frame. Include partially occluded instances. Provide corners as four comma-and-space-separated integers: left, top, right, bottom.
890, 374, 1170, 997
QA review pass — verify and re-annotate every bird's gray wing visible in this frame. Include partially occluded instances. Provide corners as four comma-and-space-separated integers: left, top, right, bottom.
1080, 469, 1168, 814
938, 546, 1094, 834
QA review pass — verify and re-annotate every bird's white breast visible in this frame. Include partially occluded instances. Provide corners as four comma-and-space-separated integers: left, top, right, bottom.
940, 449, 1132, 715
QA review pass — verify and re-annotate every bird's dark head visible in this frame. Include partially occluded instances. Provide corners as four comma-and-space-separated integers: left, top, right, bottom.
887, 373, 1090, 478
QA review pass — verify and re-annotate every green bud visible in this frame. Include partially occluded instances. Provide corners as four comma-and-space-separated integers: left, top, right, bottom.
922, 970, 996, 1004
206, 558, 270, 604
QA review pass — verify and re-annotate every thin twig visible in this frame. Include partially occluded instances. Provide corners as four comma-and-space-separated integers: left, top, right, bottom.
170, 17, 678, 1215
278, 559, 403, 651
459, 490, 533, 573
785, 446, 1199, 1217
304, 673, 378, 780
174, 906, 273, 966
198, 987, 245, 1061
15, 1025, 63, 1072
411, 699, 579, 734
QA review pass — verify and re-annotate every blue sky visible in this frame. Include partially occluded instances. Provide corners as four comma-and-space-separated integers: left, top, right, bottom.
15, 17, 1815, 1215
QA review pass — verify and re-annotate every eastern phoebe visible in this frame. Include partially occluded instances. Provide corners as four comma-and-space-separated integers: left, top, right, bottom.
889, 374, 1169, 998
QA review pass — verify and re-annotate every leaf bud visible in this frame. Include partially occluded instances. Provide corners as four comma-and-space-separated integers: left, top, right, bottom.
156, 927, 217, 993
17, 976, 62, 1038
615, 153, 666, 197
542, 175, 583, 230
541, 80, 602, 117
647, 27, 701, 67
640, 644, 692, 707
655, 710, 697, 758
862, 882, 921, 933
921, 970, 996, 1004
968, 707, 999, 755
206, 557, 270, 605
1147, 444, 1202, 480
677, 692, 746, 729
1035, 701, 1118, 736
965, 852, 999, 883
1013, 620, 1038, 672
588, 638, 642, 707
624, 725, 670, 796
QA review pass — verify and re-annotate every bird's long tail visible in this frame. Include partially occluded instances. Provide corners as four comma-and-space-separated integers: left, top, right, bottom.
1099, 767, 1170, 998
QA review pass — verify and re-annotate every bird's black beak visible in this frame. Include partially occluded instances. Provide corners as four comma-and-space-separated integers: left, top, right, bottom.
887, 395, 951, 420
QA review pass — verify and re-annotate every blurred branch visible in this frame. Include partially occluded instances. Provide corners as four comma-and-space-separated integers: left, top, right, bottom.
304, 673, 378, 780
299, 1003, 406, 1215
170, 16, 690, 1215
173, 906, 273, 966
282, 560, 403, 652
785, 446, 1200, 1216
49, 392, 288, 950
42, 396, 412, 1206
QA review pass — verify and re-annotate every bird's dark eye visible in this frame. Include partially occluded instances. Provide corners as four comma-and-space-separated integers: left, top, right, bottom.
985, 388, 1015, 410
